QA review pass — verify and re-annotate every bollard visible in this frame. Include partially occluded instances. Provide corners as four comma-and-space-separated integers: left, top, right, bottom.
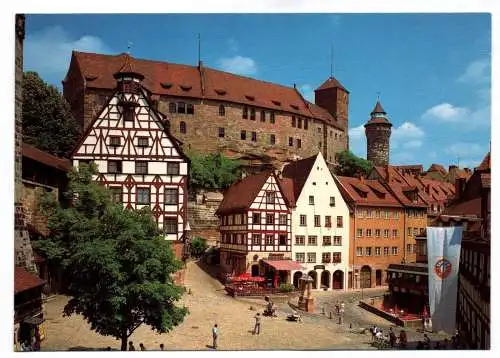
322, 307, 325, 315
329, 311, 333, 320
350, 323, 352, 329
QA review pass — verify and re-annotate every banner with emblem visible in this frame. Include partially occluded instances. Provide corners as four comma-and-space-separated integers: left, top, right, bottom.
426, 226, 463, 334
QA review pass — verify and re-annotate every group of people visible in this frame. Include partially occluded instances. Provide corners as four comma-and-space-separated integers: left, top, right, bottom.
370, 326, 407, 349
126, 342, 164, 351
17, 326, 41, 352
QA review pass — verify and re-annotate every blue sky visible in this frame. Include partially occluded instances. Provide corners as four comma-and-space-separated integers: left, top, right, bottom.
24, 13, 491, 170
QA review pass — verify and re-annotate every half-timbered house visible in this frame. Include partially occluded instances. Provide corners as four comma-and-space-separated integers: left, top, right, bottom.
71, 54, 189, 242
216, 171, 301, 286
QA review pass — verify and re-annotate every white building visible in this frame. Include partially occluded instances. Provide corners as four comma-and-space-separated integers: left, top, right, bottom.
71, 54, 189, 241
282, 152, 350, 290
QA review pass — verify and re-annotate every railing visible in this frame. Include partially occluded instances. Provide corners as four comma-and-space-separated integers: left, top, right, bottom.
225, 284, 299, 297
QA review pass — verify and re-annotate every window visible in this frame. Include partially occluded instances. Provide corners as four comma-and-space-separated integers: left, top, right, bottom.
357, 209, 365, 218
366, 210, 373, 218
269, 134, 275, 145
332, 252, 342, 263
356, 228, 363, 237
295, 236, 305, 245
307, 236, 317, 246
309, 196, 315, 205
252, 234, 261, 245
365, 247, 372, 256
375, 247, 381, 256
265, 235, 274, 245
288, 137, 293, 146
384, 210, 389, 219
299, 215, 307, 226
356, 247, 363, 256
137, 137, 149, 147
278, 235, 287, 245
243, 106, 248, 119
110, 187, 122, 204
218, 127, 225, 138
250, 108, 256, 120
137, 188, 150, 205
177, 102, 186, 114
109, 136, 121, 146
333, 236, 342, 246
266, 192, 276, 204
169, 102, 176, 113
384, 247, 389, 256
335, 133, 338, 139
375, 210, 380, 218
219, 104, 225, 116
392, 229, 398, 238
186, 103, 194, 114
317, 127, 321, 133
241, 130, 246, 140
108, 160, 122, 174
330, 196, 335, 206
304, 118, 308, 129
164, 188, 178, 205
292, 116, 296, 127
298, 118, 302, 129
393, 211, 399, 219
164, 217, 177, 234
406, 244, 412, 253
266, 214, 275, 225
392, 247, 398, 255
322, 252, 331, 263
375, 229, 381, 238
322, 236, 331, 246
167, 162, 180, 175
135, 161, 148, 174
251, 131, 257, 142
318, 142, 322, 149
123, 105, 134, 121
325, 216, 332, 227
407, 227, 412, 236
366, 229, 372, 237
297, 139, 302, 148
314, 215, 321, 227
260, 110, 266, 122
180, 121, 187, 134
413, 228, 419, 236
270, 112, 275, 124
279, 214, 287, 225
337, 216, 343, 227
252, 213, 261, 224
307, 253, 316, 263
384, 229, 389, 238
296, 253, 305, 263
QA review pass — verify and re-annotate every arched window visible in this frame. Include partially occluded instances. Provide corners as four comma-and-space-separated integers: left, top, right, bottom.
219, 104, 225, 116
180, 121, 187, 134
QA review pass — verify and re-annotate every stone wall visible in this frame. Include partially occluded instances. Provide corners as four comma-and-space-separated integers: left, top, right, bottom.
366, 125, 391, 166
188, 190, 223, 247
21, 182, 58, 237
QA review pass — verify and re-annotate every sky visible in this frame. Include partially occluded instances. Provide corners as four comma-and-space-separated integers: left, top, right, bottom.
23, 13, 491, 170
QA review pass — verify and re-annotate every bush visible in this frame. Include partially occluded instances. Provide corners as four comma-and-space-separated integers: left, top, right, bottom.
278, 283, 295, 293
190, 236, 207, 257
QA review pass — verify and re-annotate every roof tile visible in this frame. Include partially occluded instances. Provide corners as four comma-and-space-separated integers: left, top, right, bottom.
14, 267, 46, 294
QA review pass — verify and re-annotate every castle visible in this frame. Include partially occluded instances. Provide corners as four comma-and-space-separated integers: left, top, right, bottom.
63, 52, 349, 170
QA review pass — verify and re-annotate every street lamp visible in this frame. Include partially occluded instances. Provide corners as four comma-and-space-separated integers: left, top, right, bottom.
183, 221, 192, 261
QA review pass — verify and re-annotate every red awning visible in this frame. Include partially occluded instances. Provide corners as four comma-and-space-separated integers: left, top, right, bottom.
14, 267, 46, 294
262, 259, 302, 271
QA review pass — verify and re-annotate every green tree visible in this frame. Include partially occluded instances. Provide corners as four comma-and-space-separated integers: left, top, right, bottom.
22, 71, 80, 157
335, 150, 373, 177
190, 236, 207, 258
34, 164, 188, 351
187, 151, 241, 190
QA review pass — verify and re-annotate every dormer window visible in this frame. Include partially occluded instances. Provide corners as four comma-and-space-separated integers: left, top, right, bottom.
245, 95, 255, 101
266, 191, 275, 204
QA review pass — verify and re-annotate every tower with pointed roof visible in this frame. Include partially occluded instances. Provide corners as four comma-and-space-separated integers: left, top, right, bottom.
314, 76, 350, 136
364, 101, 392, 166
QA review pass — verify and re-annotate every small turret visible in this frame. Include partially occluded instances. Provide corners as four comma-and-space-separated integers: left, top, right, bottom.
364, 100, 392, 166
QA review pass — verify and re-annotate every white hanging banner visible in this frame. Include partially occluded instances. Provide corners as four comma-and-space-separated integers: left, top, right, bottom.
426, 226, 463, 334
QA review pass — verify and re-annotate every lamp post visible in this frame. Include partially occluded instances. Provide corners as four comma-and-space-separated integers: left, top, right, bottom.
183, 221, 191, 261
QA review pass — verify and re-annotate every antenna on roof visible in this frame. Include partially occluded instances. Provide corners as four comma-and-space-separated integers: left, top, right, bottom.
197, 33, 201, 65
376, 91, 381, 101
127, 42, 133, 55
330, 43, 335, 78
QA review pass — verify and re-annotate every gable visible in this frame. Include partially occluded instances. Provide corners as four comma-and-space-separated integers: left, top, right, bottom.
249, 174, 289, 212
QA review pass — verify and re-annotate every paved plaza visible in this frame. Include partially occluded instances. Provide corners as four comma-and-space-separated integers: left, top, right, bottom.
41, 261, 447, 351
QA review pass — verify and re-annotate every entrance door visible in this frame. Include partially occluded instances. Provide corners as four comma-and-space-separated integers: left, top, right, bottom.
293, 272, 303, 288
376, 269, 382, 286
348, 272, 353, 289
251, 264, 259, 277
360, 266, 372, 289
332, 270, 344, 290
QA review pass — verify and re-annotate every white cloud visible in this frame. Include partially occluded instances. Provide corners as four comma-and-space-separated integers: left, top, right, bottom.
299, 84, 314, 102
24, 26, 113, 82
422, 103, 470, 122
391, 152, 416, 165
217, 56, 257, 75
445, 143, 486, 158
348, 124, 366, 158
457, 58, 490, 84
392, 122, 425, 140
402, 140, 423, 149
227, 38, 239, 53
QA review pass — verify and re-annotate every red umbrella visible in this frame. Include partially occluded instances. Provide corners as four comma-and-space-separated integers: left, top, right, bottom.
423, 305, 428, 317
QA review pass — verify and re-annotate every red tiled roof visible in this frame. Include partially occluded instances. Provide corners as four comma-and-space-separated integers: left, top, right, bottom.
216, 171, 274, 215
418, 177, 455, 204
113, 53, 144, 80
336, 176, 402, 207
22, 143, 71, 172
14, 267, 46, 294
71, 52, 344, 131
477, 152, 490, 171
315, 76, 349, 93
262, 259, 303, 271
281, 155, 317, 202
428, 164, 447, 175
371, 101, 386, 115
443, 197, 482, 217
279, 177, 296, 207
393, 165, 424, 173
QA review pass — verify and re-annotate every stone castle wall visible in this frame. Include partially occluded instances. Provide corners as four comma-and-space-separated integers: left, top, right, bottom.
366, 125, 391, 166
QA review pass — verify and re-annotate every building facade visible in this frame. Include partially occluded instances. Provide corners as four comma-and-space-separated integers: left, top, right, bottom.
281, 153, 350, 290
63, 52, 348, 170
71, 55, 190, 241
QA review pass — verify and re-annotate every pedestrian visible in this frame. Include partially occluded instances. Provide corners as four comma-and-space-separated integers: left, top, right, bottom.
416, 341, 424, 350
160, 343, 164, 351
339, 301, 345, 324
389, 328, 396, 348
423, 334, 431, 349
212, 323, 219, 349
106, 347, 111, 351
128, 341, 136, 351
442, 338, 449, 350
253, 312, 261, 335
399, 330, 407, 349
140, 343, 146, 351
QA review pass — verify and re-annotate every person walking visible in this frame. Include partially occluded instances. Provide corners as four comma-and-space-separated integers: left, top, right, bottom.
160, 343, 164, 351
212, 323, 219, 349
139, 343, 146, 351
423, 334, 431, 349
389, 327, 396, 348
339, 301, 345, 324
253, 313, 261, 335
128, 341, 136, 351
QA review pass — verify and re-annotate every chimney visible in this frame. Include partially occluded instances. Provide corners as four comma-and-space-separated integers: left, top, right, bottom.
455, 177, 466, 200
449, 165, 457, 172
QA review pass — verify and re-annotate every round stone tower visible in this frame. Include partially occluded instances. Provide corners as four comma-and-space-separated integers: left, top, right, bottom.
364, 101, 392, 166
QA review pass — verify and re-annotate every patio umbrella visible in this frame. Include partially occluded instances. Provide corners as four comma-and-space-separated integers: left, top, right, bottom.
422, 305, 428, 318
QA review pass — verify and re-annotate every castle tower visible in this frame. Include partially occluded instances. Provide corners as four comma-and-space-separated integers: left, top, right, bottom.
364, 101, 392, 166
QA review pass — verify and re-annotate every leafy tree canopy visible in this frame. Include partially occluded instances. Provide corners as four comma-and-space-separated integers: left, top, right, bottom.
34, 164, 188, 350
190, 236, 207, 258
187, 151, 241, 190
334, 150, 373, 177
22, 71, 80, 157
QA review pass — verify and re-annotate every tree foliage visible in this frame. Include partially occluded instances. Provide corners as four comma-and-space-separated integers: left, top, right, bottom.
334, 150, 373, 177
22, 71, 80, 157
187, 151, 241, 190
190, 236, 207, 258
33, 164, 188, 350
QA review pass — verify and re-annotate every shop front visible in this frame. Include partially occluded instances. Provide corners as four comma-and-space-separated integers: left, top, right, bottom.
261, 259, 303, 288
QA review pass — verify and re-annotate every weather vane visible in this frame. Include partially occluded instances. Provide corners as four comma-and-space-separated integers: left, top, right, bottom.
376, 91, 381, 101
127, 42, 133, 54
